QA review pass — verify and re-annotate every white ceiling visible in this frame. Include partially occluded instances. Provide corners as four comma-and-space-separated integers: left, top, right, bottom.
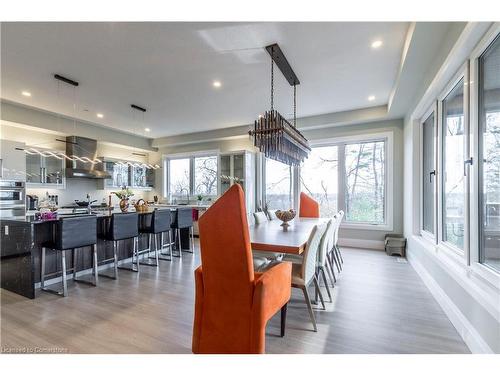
1, 22, 409, 138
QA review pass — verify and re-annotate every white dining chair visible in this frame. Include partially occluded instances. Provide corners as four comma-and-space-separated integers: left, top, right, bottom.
316, 219, 335, 302
252, 211, 284, 271
290, 222, 328, 332
328, 211, 344, 273
253, 211, 268, 225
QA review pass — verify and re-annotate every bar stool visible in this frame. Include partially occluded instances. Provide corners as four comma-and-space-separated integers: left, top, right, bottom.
171, 208, 194, 258
41, 215, 98, 297
104, 212, 140, 273
139, 209, 172, 265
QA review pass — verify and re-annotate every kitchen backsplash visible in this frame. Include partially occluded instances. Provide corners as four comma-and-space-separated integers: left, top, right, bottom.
26, 178, 156, 207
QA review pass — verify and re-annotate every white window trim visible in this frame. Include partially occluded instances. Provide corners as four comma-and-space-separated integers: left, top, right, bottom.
469, 23, 500, 282
420, 102, 439, 243
306, 131, 394, 231
436, 63, 470, 262
163, 149, 220, 198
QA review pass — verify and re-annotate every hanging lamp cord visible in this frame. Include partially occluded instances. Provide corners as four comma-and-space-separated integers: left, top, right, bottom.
293, 83, 297, 127
270, 47, 274, 111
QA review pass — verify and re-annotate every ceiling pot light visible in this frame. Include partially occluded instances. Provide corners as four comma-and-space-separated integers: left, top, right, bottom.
213, 80, 221, 88
368, 95, 376, 101
97, 113, 104, 118
371, 40, 383, 49
144, 128, 151, 132
22, 91, 31, 97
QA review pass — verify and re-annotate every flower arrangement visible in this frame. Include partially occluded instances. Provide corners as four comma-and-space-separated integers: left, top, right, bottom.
112, 187, 134, 200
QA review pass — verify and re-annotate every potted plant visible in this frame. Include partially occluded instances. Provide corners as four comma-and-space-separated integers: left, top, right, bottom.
112, 187, 134, 212
197, 194, 204, 206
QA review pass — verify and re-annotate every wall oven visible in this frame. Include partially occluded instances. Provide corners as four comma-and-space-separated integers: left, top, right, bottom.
0, 181, 26, 220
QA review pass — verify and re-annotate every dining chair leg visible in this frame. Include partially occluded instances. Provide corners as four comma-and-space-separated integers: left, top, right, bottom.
313, 276, 325, 310
280, 303, 287, 337
319, 266, 332, 303
336, 245, 344, 264
301, 286, 317, 332
325, 258, 336, 286
332, 249, 341, 273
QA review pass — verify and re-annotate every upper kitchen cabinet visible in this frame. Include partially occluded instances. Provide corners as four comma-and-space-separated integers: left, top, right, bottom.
0, 140, 26, 181
219, 151, 255, 212
25, 150, 65, 188
99, 159, 154, 190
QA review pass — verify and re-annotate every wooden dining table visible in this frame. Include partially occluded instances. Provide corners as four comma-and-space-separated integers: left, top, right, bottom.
249, 217, 329, 255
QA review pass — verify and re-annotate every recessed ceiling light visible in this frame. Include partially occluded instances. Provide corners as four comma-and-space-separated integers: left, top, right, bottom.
97, 113, 104, 118
213, 80, 222, 88
22, 91, 31, 97
368, 95, 376, 101
371, 40, 383, 49
144, 128, 151, 132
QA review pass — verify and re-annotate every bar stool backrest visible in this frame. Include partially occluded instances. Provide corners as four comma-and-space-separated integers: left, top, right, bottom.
56, 215, 97, 250
151, 209, 172, 233
110, 212, 139, 241
172, 208, 193, 229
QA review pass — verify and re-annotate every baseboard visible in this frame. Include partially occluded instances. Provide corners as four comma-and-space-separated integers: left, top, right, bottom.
338, 238, 385, 250
407, 249, 494, 354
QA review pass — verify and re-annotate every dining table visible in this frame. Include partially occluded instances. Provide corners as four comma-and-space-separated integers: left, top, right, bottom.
249, 217, 329, 255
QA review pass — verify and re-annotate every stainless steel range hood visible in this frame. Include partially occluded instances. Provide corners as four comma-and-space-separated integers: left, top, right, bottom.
65, 136, 111, 179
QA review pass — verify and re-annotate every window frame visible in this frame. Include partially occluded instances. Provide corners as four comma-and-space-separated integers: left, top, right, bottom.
305, 131, 394, 231
163, 150, 220, 199
420, 103, 439, 243
263, 156, 294, 210
469, 23, 500, 282
436, 63, 470, 260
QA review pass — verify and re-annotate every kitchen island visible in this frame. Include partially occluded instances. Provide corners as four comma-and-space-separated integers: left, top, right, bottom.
0, 207, 194, 299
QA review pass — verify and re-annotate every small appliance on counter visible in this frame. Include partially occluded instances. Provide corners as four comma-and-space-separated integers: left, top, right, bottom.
26, 194, 39, 210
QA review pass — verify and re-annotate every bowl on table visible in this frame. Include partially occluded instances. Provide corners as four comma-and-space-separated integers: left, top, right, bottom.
275, 209, 296, 230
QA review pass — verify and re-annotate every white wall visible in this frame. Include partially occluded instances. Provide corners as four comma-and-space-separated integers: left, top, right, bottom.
403, 22, 500, 353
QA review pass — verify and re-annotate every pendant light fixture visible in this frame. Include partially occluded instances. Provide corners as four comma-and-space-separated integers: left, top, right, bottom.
249, 43, 310, 166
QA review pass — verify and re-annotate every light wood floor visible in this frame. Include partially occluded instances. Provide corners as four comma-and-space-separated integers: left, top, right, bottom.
0, 243, 469, 354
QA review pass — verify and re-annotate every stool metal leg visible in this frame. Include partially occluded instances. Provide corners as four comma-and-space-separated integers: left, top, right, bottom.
174, 229, 182, 258
41, 247, 46, 289
92, 244, 99, 286
158, 232, 172, 261
61, 251, 68, 297
118, 238, 139, 272
73, 248, 77, 280
113, 241, 118, 279
142, 233, 159, 267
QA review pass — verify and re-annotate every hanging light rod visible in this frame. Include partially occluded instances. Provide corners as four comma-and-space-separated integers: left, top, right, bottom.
55, 138, 78, 145
131, 104, 147, 112
54, 74, 79, 86
265, 43, 300, 86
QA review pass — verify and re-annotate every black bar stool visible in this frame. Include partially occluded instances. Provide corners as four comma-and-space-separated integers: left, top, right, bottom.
138, 209, 172, 265
105, 212, 140, 273
171, 208, 194, 258
41, 215, 98, 297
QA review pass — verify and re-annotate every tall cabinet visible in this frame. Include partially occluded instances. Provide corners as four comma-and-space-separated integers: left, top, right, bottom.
219, 151, 254, 213
25, 151, 65, 188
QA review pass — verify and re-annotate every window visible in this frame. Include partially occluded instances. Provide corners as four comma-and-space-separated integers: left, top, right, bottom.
442, 79, 466, 250
300, 146, 338, 217
422, 111, 436, 235
478, 34, 500, 272
169, 158, 190, 199
298, 133, 391, 227
265, 158, 292, 210
194, 156, 218, 196
344, 140, 385, 224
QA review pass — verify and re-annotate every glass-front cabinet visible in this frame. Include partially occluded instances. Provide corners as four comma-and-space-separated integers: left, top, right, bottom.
101, 160, 154, 189
218, 151, 254, 213
26, 151, 65, 187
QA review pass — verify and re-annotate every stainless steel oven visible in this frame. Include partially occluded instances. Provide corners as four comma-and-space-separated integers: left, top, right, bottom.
0, 180, 26, 220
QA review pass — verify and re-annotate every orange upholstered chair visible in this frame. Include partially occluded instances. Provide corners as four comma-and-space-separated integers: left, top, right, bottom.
192, 184, 292, 354
299, 192, 320, 218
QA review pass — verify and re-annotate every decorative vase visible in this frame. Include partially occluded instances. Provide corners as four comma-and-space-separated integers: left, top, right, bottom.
275, 209, 296, 231
119, 198, 129, 213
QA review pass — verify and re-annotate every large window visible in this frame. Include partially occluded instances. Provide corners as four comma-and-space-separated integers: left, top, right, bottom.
194, 156, 218, 196
169, 158, 190, 199
442, 79, 466, 250
298, 134, 390, 226
167, 154, 219, 199
300, 146, 338, 217
422, 111, 436, 235
344, 140, 385, 224
265, 158, 292, 210
479, 34, 500, 272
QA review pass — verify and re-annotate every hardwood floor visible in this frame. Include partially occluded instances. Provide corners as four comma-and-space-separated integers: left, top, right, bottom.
0, 243, 469, 354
